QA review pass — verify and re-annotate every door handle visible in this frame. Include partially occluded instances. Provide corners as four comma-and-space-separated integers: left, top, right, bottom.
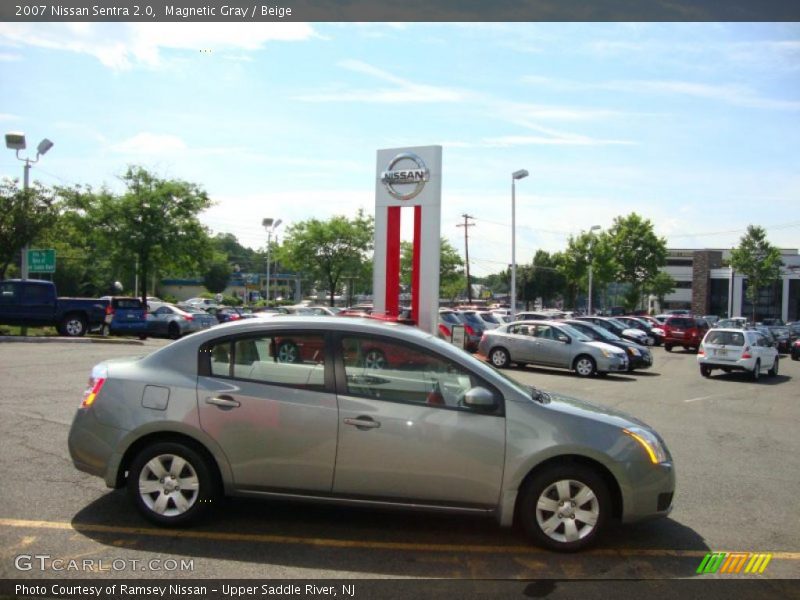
206, 395, 241, 408
344, 416, 381, 430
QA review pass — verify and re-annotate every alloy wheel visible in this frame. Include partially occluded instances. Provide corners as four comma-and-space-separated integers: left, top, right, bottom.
138, 454, 200, 517
535, 479, 600, 544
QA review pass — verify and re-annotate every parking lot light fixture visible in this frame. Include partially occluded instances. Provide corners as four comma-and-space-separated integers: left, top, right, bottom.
263, 218, 282, 304
511, 169, 528, 321
587, 225, 601, 315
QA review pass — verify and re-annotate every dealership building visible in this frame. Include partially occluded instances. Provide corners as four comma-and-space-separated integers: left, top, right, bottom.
653, 248, 800, 321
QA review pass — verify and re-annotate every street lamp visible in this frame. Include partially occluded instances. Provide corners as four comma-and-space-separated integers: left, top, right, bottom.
510, 169, 528, 321
5, 132, 54, 281
587, 225, 601, 315
262, 217, 282, 304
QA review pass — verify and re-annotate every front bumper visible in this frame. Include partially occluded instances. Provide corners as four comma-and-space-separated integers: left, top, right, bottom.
598, 355, 629, 372
620, 461, 676, 523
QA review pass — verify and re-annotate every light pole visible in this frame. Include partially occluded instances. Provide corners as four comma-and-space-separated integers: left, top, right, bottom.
5, 132, 54, 281
262, 218, 282, 304
587, 225, 601, 315
510, 169, 528, 321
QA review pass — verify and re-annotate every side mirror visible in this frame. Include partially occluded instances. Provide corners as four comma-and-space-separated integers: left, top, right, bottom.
463, 386, 497, 411
559, 336, 571, 344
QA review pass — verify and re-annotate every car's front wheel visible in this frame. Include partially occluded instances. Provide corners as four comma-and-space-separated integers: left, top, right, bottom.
127, 442, 217, 526
489, 347, 511, 368
573, 355, 597, 378
517, 464, 610, 552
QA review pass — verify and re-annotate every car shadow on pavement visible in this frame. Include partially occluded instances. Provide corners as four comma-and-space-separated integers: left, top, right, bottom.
516, 365, 638, 383
70, 492, 710, 579
707, 372, 791, 386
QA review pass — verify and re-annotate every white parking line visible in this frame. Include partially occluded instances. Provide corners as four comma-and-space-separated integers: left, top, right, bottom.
683, 395, 720, 403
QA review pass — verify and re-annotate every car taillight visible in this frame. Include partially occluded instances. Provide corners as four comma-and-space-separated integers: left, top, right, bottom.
741, 346, 752, 359
81, 364, 108, 408
465, 324, 476, 336
181, 315, 194, 321
698, 346, 705, 356
438, 324, 451, 338
229, 314, 240, 321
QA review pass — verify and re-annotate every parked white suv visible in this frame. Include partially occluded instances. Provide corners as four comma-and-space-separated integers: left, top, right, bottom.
697, 328, 779, 380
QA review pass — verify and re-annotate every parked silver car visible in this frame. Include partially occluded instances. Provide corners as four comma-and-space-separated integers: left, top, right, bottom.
147, 303, 217, 339
478, 320, 629, 377
68, 317, 673, 551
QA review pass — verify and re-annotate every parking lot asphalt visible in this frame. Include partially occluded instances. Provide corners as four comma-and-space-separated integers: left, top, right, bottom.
0, 339, 798, 581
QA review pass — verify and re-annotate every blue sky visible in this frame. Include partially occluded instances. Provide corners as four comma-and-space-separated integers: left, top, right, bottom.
1, 22, 798, 279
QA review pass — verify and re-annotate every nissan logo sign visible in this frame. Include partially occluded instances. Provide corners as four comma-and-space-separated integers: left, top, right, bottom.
380, 152, 430, 201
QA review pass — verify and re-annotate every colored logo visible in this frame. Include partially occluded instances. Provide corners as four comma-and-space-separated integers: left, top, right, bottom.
696, 552, 772, 574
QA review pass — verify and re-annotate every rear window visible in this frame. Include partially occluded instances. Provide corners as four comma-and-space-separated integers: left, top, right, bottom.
668, 318, 694, 328
705, 331, 745, 346
440, 312, 462, 324
113, 298, 143, 309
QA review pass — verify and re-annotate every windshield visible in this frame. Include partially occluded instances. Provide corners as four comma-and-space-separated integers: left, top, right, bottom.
578, 322, 618, 341
607, 318, 630, 329
558, 324, 592, 342
479, 312, 500, 324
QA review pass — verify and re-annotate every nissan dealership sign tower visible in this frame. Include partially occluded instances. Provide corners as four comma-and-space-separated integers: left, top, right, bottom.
373, 146, 442, 335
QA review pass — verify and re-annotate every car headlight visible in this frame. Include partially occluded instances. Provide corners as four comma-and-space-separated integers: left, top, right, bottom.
623, 427, 669, 464
627, 347, 641, 356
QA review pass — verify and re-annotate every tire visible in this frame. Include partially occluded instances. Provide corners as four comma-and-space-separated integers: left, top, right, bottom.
664, 344, 673, 352
363, 348, 388, 370
277, 341, 300, 363
127, 442, 217, 526
168, 323, 181, 340
138, 333, 148, 340
489, 347, 510, 369
645, 336, 655, 347
517, 463, 611, 552
60, 314, 87, 337
751, 360, 761, 382
768, 357, 779, 377
700, 365, 711, 378
573, 355, 597, 378
792, 351, 799, 362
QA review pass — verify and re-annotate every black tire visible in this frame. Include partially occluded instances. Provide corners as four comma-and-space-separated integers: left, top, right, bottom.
168, 323, 181, 340
768, 357, 779, 377
138, 333, 148, 340
573, 355, 597, 378
751, 360, 761, 382
60, 314, 87, 337
489, 347, 511, 369
276, 341, 300, 363
792, 351, 799, 362
664, 344, 673, 352
127, 441, 217, 526
517, 463, 611, 552
700, 365, 712, 378
363, 348, 388, 370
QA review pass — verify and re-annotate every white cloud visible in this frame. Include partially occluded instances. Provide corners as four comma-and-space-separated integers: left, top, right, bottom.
295, 59, 465, 103
0, 113, 20, 122
0, 23, 317, 70
111, 132, 187, 154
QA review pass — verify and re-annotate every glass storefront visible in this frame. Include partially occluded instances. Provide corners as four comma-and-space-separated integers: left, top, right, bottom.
741, 279, 783, 322
709, 278, 730, 318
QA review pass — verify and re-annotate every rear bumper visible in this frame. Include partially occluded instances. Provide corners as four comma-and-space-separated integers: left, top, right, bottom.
68, 408, 127, 488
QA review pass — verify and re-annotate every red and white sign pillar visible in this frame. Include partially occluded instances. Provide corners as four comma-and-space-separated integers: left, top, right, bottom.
373, 146, 442, 335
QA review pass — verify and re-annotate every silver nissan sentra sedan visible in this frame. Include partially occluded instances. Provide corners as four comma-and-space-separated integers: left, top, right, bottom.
68, 317, 674, 552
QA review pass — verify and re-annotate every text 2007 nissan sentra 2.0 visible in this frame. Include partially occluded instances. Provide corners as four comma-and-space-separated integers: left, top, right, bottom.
68, 317, 674, 552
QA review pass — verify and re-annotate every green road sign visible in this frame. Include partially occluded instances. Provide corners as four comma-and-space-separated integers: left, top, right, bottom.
28, 249, 56, 273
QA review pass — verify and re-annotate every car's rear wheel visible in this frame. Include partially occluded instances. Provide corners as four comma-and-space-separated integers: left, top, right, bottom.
573, 355, 597, 378
364, 348, 387, 370
127, 442, 217, 526
751, 360, 761, 381
60, 314, 87, 337
517, 464, 610, 552
168, 323, 181, 340
664, 344, 673, 352
277, 341, 300, 363
489, 347, 511, 369
700, 365, 712, 377
768, 357, 779, 377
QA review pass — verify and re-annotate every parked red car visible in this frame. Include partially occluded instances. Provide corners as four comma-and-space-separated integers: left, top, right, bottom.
663, 316, 709, 353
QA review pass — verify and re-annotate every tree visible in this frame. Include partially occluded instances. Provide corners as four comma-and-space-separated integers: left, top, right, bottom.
400, 238, 464, 298
729, 225, 782, 321
204, 260, 232, 294
608, 213, 667, 312
277, 210, 374, 306
645, 271, 676, 312
0, 179, 57, 279
56, 167, 214, 305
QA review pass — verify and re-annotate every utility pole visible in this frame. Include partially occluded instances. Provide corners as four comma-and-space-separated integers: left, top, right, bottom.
457, 214, 475, 304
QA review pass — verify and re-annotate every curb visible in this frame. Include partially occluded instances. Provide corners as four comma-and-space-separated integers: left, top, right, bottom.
0, 336, 145, 345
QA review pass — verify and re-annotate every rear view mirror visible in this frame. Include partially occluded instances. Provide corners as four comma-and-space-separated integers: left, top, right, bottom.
463, 386, 497, 411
